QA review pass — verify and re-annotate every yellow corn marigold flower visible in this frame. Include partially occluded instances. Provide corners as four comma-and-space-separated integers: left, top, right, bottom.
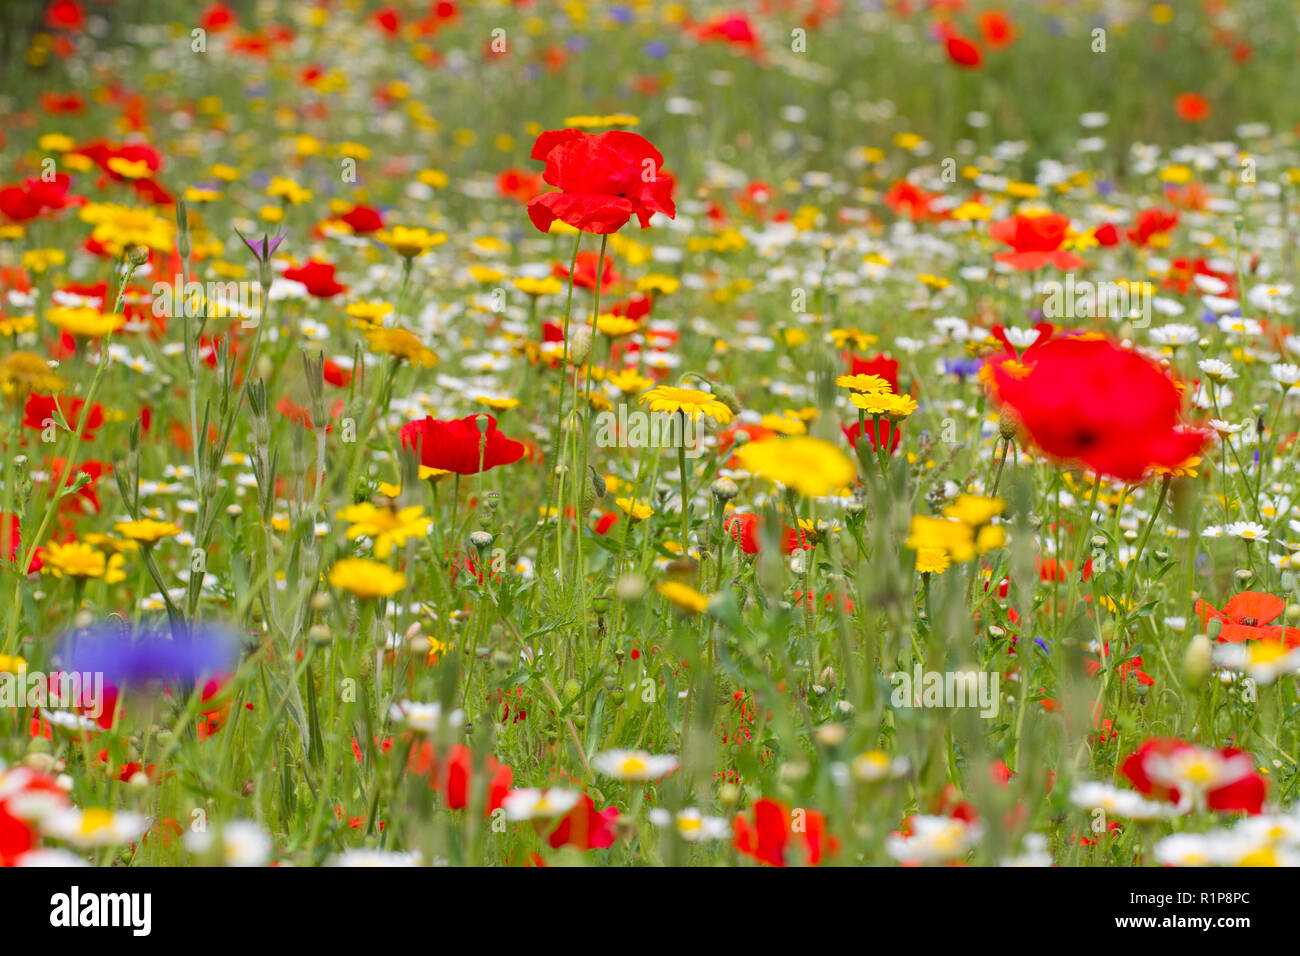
377, 225, 447, 259
0, 653, 27, 674
657, 581, 711, 614
366, 327, 438, 367
593, 314, 639, 338
616, 498, 654, 522
606, 368, 653, 395
836, 373, 891, 394
514, 276, 564, 297
346, 301, 394, 330
0, 315, 38, 336
79, 202, 175, 254
850, 390, 909, 416
830, 328, 878, 350
760, 413, 806, 436
114, 519, 183, 544
635, 274, 680, 295
1148, 456, 1201, 479
942, 494, 1005, 527
638, 386, 734, 424
328, 557, 407, 599
42, 542, 127, 582
336, 504, 431, 559
733, 437, 856, 498
905, 516, 976, 563
46, 306, 125, 338
0, 351, 65, 394
915, 548, 951, 574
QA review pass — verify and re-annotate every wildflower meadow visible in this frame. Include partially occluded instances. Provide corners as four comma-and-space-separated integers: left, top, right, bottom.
1, 0, 1300, 910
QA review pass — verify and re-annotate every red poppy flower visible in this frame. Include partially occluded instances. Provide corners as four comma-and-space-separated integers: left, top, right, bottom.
23, 393, 104, 441
848, 353, 900, 392
844, 417, 902, 455
1194, 591, 1300, 647
988, 212, 1084, 271
400, 413, 525, 475
526, 128, 676, 234
978, 10, 1016, 48
1093, 222, 1121, 247
0, 174, 83, 223
411, 743, 512, 815
693, 12, 761, 52
945, 34, 983, 68
45, 0, 85, 31
1121, 739, 1266, 814
989, 335, 1207, 482
1127, 207, 1178, 247
496, 168, 543, 204
282, 260, 347, 297
340, 204, 384, 234
546, 794, 619, 850
883, 179, 945, 222
553, 249, 621, 293
1174, 92, 1211, 123
733, 797, 837, 866
199, 2, 237, 31
725, 512, 761, 554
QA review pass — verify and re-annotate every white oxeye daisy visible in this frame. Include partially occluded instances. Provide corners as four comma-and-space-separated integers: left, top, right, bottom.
1217, 315, 1262, 336
1271, 363, 1300, 388
1144, 746, 1255, 804
1212, 641, 1300, 685
1209, 419, 1242, 436
1198, 358, 1237, 381
1149, 323, 1198, 346
1153, 832, 1228, 867
502, 788, 581, 821
886, 815, 983, 865
185, 820, 272, 866
40, 807, 149, 848
850, 750, 910, 783
591, 749, 679, 781
387, 700, 464, 734
647, 807, 731, 841
1000, 833, 1054, 867
1227, 521, 1269, 543
1069, 782, 1179, 820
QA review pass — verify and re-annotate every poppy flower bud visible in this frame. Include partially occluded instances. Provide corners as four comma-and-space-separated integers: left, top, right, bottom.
567, 326, 592, 366
814, 723, 845, 747
998, 406, 1019, 440
1282, 571, 1297, 592
709, 382, 743, 416
1184, 633, 1212, 688
1206, 617, 1223, 641
582, 466, 605, 513
1288, 604, 1300, 624
563, 678, 582, 700
711, 476, 738, 501
616, 572, 646, 602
